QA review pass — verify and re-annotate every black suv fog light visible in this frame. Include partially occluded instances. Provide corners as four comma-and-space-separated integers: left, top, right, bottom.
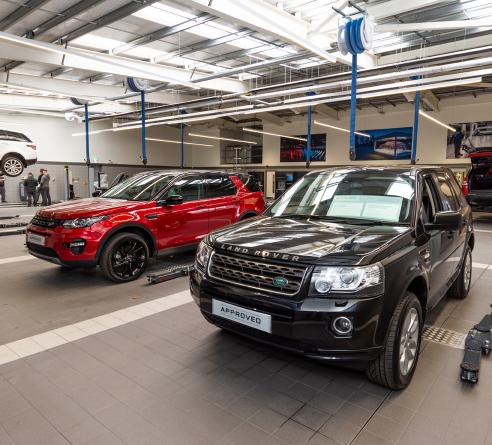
332, 316, 353, 336
64, 239, 86, 254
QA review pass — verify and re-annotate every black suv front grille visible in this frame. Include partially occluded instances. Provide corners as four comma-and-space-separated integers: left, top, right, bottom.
208, 251, 307, 296
31, 216, 61, 228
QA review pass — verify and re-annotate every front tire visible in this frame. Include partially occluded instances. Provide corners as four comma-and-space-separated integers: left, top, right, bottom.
366, 291, 423, 390
448, 246, 472, 299
1, 155, 24, 177
100, 233, 149, 283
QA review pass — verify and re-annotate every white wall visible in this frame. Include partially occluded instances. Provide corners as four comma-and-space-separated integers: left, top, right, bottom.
190, 93, 492, 168
0, 113, 185, 166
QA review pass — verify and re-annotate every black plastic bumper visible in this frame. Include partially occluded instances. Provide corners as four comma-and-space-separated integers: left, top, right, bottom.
190, 269, 385, 366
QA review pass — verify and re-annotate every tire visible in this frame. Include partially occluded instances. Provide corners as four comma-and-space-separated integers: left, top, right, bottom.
366, 291, 423, 390
239, 212, 257, 221
448, 246, 472, 299
100, 232, 150, 283
1, 155, 24, 177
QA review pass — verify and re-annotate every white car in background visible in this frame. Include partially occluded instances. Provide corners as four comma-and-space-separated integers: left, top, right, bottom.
0, 130, 37, 177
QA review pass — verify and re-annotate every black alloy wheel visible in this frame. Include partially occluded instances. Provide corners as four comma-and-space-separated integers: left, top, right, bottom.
100, 233, 149, 282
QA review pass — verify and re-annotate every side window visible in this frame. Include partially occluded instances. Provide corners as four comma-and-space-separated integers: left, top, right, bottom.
435, 172, 458, 211
422, 176, 438, 224
239, 175, 261, 192
205, 175, 236, 198
446, 171, 467, 207
167, 175, 203, 202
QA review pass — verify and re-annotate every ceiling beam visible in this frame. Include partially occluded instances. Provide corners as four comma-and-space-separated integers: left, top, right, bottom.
251, 112, 284, 126
366, 0, 451, 20
378, 34, 492, 65
112, 12, 216, 55
375, 19, 492, 33
59, 0, 160, 44
177, 0, 338, 64
0, 0, 49, 31
315, 104, 339, 120
2, 0, 153, 72
0, 31, 247, 93
0, 72, 198, 104
421, 91, 440, 111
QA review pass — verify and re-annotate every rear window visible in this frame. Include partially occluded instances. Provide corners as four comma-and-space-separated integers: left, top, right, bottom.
470, 162, 492, 191
0, 130, 31, 142
238, 174, 261, 192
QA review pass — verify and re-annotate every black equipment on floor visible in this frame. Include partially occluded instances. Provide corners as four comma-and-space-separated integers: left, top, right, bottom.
147, 264, 194, 284
460, 307, 492, 383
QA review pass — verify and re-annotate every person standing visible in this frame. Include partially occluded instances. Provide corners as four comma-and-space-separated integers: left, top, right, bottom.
23, 172, 38, 207
35, 168, 44, 205
0, 174, 5, 203
39, 169, 51, 206
454, 129, 464, 158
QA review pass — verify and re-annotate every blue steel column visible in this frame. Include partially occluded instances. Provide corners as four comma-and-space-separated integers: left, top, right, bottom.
306, 105, 312, 168
349, 53, 357, 161
179, 110, 186, 168
411, 77, 420, 165
84, 103, 90, 165
141, 90, 147, 165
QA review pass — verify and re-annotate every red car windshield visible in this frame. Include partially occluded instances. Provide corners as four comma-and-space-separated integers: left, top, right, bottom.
101, 173, 175, 201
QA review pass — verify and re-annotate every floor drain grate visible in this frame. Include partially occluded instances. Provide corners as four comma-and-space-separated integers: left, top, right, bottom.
422, 325, 466, 349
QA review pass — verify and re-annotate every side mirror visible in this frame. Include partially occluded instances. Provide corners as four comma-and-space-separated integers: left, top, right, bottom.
425, 211, 463, 231
92, 190, 102, 197
159, 194, 184, 206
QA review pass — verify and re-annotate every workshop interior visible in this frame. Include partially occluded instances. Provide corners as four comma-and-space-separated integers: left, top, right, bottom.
1, 0, 492, 444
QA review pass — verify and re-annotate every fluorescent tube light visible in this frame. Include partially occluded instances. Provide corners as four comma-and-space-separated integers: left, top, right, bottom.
419, 111, 456, 132
188, 133, 257, 144
243, 128, 307, 141
146, 138, 213, 147
314, 121, 371, 138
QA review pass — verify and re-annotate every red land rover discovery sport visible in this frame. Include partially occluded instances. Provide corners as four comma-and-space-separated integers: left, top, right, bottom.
26, 170, 265, 282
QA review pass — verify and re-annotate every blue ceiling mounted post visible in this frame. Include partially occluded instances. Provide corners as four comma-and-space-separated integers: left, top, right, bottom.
126, 77, 150, 166
180, 110, 186, 168
337, 15, 373, 161
84, 103, 90, 165
306, 92, 316, 168
70, 97, 91, 165
411, 76, 420, 165
140, 90, 147, 166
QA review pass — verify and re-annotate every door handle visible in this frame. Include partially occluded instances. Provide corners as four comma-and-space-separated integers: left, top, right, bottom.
419, 248, 431, 262
447, 231, 454, 239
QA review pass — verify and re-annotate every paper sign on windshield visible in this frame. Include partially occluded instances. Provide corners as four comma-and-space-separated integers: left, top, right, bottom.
327, 195, 403, 222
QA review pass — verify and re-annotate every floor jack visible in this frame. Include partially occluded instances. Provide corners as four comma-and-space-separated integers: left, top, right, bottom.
147, 264, 194, 285
460, 308, 492, 383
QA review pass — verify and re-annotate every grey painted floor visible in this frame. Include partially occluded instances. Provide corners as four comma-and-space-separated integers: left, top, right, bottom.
0, 210, 492, 444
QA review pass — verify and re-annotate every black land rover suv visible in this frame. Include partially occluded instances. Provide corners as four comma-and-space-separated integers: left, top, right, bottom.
190, 167, 474, 389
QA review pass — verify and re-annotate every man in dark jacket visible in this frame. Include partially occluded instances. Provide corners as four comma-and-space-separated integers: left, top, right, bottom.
0, 174, 5, 203
35, 168, 44, 205
39, 169, 51, 206
23, 172, 38, 207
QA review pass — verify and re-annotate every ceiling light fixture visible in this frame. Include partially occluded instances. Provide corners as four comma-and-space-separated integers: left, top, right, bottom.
242, 128, 307, 141
145, 137, 213, 147
419, 111, 456, 132
188, 133, 257, 144
314, 121, 371, 138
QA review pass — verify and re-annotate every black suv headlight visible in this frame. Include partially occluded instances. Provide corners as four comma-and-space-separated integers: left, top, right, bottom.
196, 237, 213, 271
62, 216, 107, 228
309, 263, 384, 297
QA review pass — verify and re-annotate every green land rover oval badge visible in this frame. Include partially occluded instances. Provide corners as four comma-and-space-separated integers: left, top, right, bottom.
273, 277, 288, 287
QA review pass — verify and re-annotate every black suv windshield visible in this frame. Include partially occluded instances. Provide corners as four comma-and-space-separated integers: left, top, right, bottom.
265, 170, 415, 224
101, 173, 175, 201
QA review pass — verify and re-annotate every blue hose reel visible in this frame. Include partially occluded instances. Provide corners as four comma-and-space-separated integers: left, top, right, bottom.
126, 77, 151, 165
337, 16, 373, 160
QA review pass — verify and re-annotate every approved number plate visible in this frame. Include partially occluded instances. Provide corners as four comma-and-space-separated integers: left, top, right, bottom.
27, 232, 45, 246
212, 300, 272, 333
